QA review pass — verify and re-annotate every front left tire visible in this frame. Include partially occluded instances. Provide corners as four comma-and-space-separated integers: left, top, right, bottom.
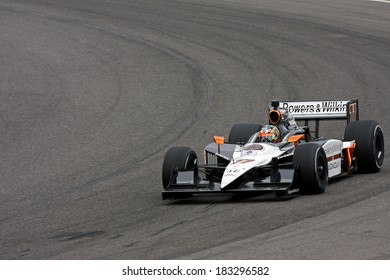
162, 146, 198, 189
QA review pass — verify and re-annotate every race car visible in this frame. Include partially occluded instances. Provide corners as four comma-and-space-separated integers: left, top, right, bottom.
161, 99, 384, 199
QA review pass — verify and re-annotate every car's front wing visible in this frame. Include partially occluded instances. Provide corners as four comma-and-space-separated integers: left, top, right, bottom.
162, 166, 299, 200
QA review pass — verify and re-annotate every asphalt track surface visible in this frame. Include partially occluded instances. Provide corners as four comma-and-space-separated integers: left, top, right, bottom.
0, 0, 390, 260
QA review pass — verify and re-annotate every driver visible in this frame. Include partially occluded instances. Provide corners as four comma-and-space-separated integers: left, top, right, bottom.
258, 125, 281, 143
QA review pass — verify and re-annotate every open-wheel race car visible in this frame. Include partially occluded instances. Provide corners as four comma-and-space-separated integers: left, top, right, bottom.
162, 100, 384, 200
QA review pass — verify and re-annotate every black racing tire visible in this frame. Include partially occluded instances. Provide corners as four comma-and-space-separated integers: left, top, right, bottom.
344, 120, 384, 173
228, 123, 262, 144
293, 143, 328, 194
162, 146, 198, 189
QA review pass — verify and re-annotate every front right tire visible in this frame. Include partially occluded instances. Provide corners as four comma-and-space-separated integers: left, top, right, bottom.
293, 143, 328, 194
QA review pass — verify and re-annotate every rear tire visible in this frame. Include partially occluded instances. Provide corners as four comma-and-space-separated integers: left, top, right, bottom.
344, 120, 384, 173
162, 147, 197, 189
293, 143, 328, 194
228, 123, 262, 144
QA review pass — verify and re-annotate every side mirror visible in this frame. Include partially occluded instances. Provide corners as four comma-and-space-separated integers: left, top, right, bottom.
214, 136, 225, 145
214, 136, 225, 154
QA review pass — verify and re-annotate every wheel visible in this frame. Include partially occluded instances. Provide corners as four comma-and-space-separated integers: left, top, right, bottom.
228, 123, 262, 144
162, 146, 197, 189
293, 143, 328, 194
344, 120, 384, 173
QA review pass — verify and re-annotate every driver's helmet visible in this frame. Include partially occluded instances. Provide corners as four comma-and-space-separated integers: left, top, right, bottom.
259, 125, 281, 143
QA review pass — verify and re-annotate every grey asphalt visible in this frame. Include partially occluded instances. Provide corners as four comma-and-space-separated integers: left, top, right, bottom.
0, 0, 389, 259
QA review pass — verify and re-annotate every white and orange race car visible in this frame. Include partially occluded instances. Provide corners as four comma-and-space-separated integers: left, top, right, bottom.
162, 100, 384, 199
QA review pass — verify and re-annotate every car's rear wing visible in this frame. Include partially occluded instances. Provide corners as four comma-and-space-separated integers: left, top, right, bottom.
271, 100, 359, 137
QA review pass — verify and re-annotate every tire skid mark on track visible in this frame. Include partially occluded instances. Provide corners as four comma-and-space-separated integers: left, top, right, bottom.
3, 3, 214, 140
79, 22, 214, 147
49, 230, 106, 242
149, 220, 187, 237
57, 24, 214, 195
2, 2, 214, 145
194, 204, 217, 213
0, 7, 215, 216
123, 241, 141, 248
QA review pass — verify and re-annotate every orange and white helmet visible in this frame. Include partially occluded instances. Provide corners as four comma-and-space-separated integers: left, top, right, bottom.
259, 125, 281, 143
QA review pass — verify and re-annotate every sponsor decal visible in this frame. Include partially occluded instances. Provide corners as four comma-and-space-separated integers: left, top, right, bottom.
225, 168, 242, 173
349, 103, 357, 114
328, 157, 342, 177
282, 102, 317, 114
280, 101, 350, 118
328, 160, 340, 170
288, 188, 300, 195
324, 143, 343, 156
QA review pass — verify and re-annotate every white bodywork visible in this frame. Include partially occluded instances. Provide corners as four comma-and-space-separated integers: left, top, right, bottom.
322, 139, 343, 178
220, 139, 352, 189
221, 143, 285, 189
